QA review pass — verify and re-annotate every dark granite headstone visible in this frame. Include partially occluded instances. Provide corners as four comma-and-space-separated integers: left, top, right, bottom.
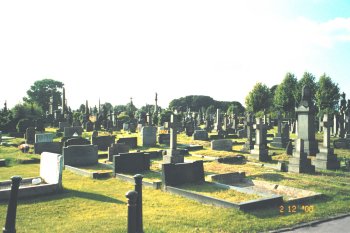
192, 130, 208, 141
162, 161, 205, 186
117, 137, 138, 149
63, 126, 83, 137
25, 127, 35, 144
34, 142, 62, 154
91, 136, 116, 151
108, 143, 130, 162
158, 134, 170, 145
141, 126, 157, 147
64, 137, 91, 147
113, 152, 150, 174
63, 145, 98, 166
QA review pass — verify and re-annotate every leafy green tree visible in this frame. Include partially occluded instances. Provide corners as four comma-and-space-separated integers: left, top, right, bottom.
23, 79, 64, 113
316, 74, 340, 115
205, 105, 215, 117
245, 82, 271, 113
12, 102, 43, 121
114, 105, 127, 114
273, 73, 298, 117
79, 104, 85, 113
296, 72, 317, 104
159, 110, 173, 125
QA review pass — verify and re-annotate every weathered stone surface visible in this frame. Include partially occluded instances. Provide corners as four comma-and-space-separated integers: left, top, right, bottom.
288, 139, 315, 174
211, 139, 232, 151
35, 133, 54, 143
162, 161, 204, 186
58, 122, 70, 132
25, 127, 35, 144
91, 136, 115, 151
141, 126, 157, 147
64, 137, 91, 147
63, 145, 98, 166
209, 172, 246, 185
192, 130, 208, 141
40, 152, 63, 185
34, 142, 62, 154
63, 126, 83, 137
113, 152, 150, 174
108, 143, 130, 162
158, 134, 170, 145
117, 137, 137, 149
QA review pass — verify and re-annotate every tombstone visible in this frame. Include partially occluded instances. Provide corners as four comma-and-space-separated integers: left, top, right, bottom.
85, 121, 94, 132
192, 130, 209, 141
91, 130, 98, 138
64, 137, 90, 147
163, 114, 184, 164
25, 127, 35, 144
295, 86, 319, 156
117, 137, 138, 149
106, 120, 114, 130
314, 114, 340, 170
63, 126, 83, 138
288, 139, 315, 173
108, 143, 130, 162
214, 109, 222, 132
285, 140, 293, 155
211, 139, 232, 151
242, 113, 254, 151
35, 119, 45, 132
129, 123, 137, 133
162, 161, 205, 186
333, 114, 338, 136
271, 122, 289, 148
146, 113, 152, 126
72, 120, 81, 127
58, 122, 70, 132
250, 118, 270, 162
40, 152, 64, 189
91, 136, 116, 151
185, 123, 194, 137
113, 152, 150, 174
63, 145, 98, 166
141, 126, 157, 147
34, 142, 62, 154
158, 134, 170, 145
35, 133, 54, 143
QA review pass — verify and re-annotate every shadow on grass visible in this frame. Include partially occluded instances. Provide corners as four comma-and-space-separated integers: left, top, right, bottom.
13, 188, 125, 205
250, 173, 296, 182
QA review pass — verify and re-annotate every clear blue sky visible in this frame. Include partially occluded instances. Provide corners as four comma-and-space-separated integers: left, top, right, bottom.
1, 0, 349, 109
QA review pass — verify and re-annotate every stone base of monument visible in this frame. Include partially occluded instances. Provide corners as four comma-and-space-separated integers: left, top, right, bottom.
313, 148, 340, 170
249, 145, 270, 162
270, 136, 288, 148
288, 157, 315, 173
333, 138, 350, 149
302, 140, 319, 156
163, 149, 184, 164
241, 141, 254, 152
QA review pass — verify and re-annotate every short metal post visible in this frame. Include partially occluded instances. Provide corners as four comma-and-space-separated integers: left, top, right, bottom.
126, 190, 138, 233
3, 176, 22, 233
134, 174, 143, 233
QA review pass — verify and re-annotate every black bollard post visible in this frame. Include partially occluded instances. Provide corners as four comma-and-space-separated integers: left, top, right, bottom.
134, 174, 143, 233
3, 176, 22, 233
126, 190, 138, 233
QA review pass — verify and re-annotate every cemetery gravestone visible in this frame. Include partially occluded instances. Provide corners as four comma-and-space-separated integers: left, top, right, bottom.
193, 130, 208, 141
91, 136, 116, 151
250, 118, 270, 162
158, 134, 170, 145
211, 139, 232, 151
63, 126, 83, 138
40, 152, 64, 187
117, 137, 138, 149
35, 133, 54, 143
108, 143, 130, 162
34, 142, 62, 155
64, 137, 91, 147
63, 145, 98, 166
85, 121, 94, 132
25, 127, 35, 144
141, 126, 157, 147
288, 139, 315, 173
163, 114, 184, 164
58, 122, 70, 132
162, 161, 205, 186
113, 152, 150, 174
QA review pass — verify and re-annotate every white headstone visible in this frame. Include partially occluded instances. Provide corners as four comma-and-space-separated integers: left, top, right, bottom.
40, 152, 63, 185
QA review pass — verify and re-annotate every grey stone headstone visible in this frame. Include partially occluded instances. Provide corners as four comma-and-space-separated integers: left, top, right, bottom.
63, 126, 83, 137
34, 142, 63, 154
192, 130, 208, 141
58, 122, 70, 132
108, 143, 130, 162
63, 145, 98, 166
141, 126, 157, 147
91, 136, 116, 151
35, 133, 55, 143
113, 152, 150, 174
158, 134, 170, 145
211, 139, 232, 151
85, 121, 94, 132
25, 127, 36, 144
64, 137, 90, 147
117, 137, 138, 149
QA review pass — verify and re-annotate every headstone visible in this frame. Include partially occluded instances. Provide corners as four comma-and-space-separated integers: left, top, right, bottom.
271, 122, 289, 148
63, 126, 83, 138
117, 137, 138, 149
214, 109, 222, 132
295, 86, 319, 156
25, 127, 35, 144
85, 121, 94, 132
158, 134, 170, 145
34, 142, 62, 154
250, 118, 270, 161
288, 139, 315, 173
91, 130, 98, 138
40, 152, 63, 186
91, 136, 116, 151
242, 113, 254, 151
141, 126, 157, 147
64, 137, 90, 147
129, 123, 137, 133
162, 161, 205, 186
113, 152, 150, 174
163, 114, 184, 164
211, 139, 232, 151
286, 140, 293, 155
63, 145, 98, 166
108, 143, 130, 162
314, 114, 340, 170
58, 122, 70, 132
123, 123, 129, 131
192, 130, 209, 141
72, 120, 81, 127
35, 133, 54, 143
35, 119, 45, 132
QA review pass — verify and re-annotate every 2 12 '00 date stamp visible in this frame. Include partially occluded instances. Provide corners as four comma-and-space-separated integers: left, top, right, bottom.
279, 205, 315, 214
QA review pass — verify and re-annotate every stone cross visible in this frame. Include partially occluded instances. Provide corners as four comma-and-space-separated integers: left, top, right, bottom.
321, 114, 331, 148
253, 118, 266, 146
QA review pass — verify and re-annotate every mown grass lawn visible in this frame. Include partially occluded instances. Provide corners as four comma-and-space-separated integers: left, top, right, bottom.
1, 129, 350, 232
